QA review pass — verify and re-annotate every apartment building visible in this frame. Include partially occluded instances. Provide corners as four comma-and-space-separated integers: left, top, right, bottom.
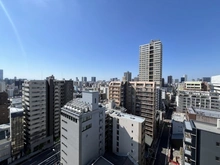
10, 107, 23, 160
211, 75, 220, 93
0, 91, 9, 124
105, 101, 146, 165
0, 124, 11, 165
139, 40, 162, 87
184, 81, 208, 91
22, 80, 53, 153
124, 71, 132, 81
183, 107, 220, 165
60, 91, 105, 165
176, 90, 220, 112
46, 75, 73, 141
126, 81, 156, 139
109, 81, 126, 107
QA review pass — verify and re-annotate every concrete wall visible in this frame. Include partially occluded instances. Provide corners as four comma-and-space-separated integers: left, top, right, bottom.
82, 92, 99, 110
60, 115, 80, 165
198, 130, 220, 165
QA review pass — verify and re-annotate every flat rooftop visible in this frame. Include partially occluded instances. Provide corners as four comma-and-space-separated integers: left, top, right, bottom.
172, 112, 186, 122
194, 121, 220, 134
188, 107, 220, 119
107, 109, 145, 123
10, 107, 23, 113
0, 123, 10, 131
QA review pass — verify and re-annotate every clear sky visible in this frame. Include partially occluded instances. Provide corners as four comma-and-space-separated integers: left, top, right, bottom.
0, 0, 219, 81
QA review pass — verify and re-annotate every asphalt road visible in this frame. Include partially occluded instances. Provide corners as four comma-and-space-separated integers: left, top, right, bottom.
21, 143, 60, 165
154, 107, 173, 165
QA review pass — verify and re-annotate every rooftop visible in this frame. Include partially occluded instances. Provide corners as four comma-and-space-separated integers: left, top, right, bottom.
188, 107, 220, 119
172, 112, 186, 122
0, 123, 10, 131
10, 107, 23, 113
106, 109, 145, 123
194, 121, 220, 134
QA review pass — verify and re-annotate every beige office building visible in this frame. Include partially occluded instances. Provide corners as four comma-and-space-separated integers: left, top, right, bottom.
139, 40, 162, 87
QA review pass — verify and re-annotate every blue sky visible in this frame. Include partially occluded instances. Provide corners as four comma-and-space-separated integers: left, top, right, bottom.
0, 0, 219, 81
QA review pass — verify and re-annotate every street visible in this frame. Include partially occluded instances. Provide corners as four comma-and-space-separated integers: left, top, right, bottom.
154, 107, 173, 165
20, 143, 60, 165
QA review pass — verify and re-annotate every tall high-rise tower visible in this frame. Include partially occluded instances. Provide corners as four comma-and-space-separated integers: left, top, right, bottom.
139, 40, 162, 86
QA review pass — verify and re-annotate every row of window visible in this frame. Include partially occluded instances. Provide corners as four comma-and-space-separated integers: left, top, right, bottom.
61, 112, 77, 123
82, 124, 92, 132
82, 115, 92, 123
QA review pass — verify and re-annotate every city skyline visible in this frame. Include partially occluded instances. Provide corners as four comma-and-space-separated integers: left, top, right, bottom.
1, 0, 220, 80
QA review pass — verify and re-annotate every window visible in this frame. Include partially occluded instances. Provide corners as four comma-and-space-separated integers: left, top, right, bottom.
117, 130, 119, 135
131, 137, 133, 140
62, 142, 67, 148
117, 136, 119, 141
117, 119, 119, 123
62, 150, 67, 156
62, 127, 67, 132
131, 149, 133, 153
131, 130, 133, 133
131, 124, 133, 126
117, 142, 119, 146
131, 143, 133, 146
216, 142, 220, 146
116, 147, 119, 152
216, 156, 220, 161
62, 134, 67, 140
82, 124, 92, 132
117, 124, 119, 129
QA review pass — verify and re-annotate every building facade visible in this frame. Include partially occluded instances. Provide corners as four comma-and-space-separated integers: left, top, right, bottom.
46, 75, 73, 141
211, 75, 220, 93
22, 80, 53, 153
105, 102, 146, 165
109, 81, 126, 107
176, 90, 220, 112
0, 92, 9, 124
183, 108, 220, 165
124, 71, 132, 81
126, 81, 156, 139
0, 124, 11, 165
91, 77, 96, 82
139, 40, 162, 87
167, 75, 172, 85
60, 91, 105, 165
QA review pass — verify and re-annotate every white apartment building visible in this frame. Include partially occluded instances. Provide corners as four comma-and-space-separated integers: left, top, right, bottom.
184, 81, 207, 91
22, 80, 53, 153
60, 91, 105, 165
176, 90, 220, 112
211, 75, 220, 93
139, 40, 162, 87
105, 101, 146, 165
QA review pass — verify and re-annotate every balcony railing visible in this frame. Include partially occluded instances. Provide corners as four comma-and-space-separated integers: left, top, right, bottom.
185, 149, 191, 156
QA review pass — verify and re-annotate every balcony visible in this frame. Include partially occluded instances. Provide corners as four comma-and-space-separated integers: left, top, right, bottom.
185, 148, 191, 156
